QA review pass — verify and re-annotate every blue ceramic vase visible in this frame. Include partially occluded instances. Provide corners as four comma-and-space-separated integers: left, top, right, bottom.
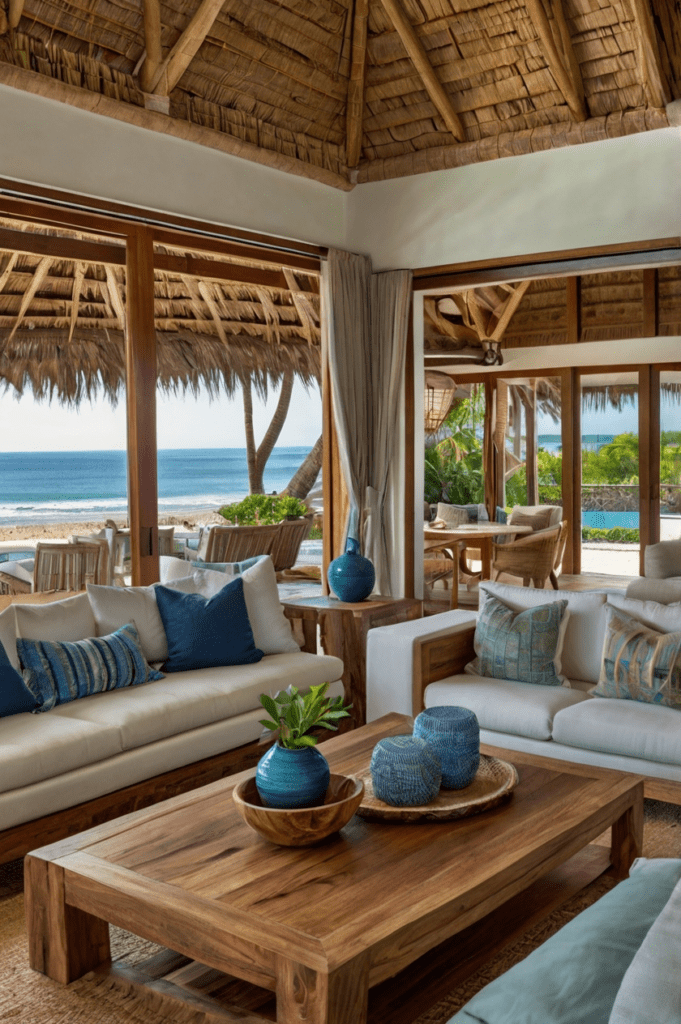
327, 537, 375, 602
255, 742, 331, 809
370, 735, 442, 807
414, 706, 480, 790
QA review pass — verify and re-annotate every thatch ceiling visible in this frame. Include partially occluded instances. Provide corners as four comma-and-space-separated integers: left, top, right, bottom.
0, 217, 320, 404
425, 266, 681, 356
0, 0, 677, 188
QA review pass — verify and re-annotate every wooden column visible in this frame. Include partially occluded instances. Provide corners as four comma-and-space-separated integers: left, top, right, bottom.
561, 368, 581, 575
125, 226, 159, 586
483, 379, 496, 517
321, 292, 347, 594
639, 365, 660, 574
403, 305, 415, 598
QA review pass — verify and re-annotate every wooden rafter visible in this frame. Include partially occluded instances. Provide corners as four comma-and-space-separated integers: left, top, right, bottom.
524, 0, 587, 121
0, 252, 17, 294
8, 256, 50, 341
379, 0, 465, 143
139, 0, 163, 94
487, 280, 531, 341
551, 0, 587, 114
150, 0, 226, 96
628, 0, 669, 108
67, 261, 85, 346
346, 0, 369, 170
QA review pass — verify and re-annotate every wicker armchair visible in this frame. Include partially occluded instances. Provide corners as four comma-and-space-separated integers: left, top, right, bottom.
269, 518, 312, 573
491, 521, 567, 590
188, 523, 279, 564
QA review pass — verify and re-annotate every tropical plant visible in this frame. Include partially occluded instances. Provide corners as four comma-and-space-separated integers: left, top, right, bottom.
424, 391, 485, 504
582, 526, 640, 543
218, 493, 308, 524
258, 683, 352, 748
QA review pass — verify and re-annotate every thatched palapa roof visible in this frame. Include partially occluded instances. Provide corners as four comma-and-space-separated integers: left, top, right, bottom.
0, 0, 677, 188
0, 218, 321, 404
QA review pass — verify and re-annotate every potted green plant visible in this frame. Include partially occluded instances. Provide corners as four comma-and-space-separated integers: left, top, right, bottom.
218, 494, 309, 526
255, 683, 352, 808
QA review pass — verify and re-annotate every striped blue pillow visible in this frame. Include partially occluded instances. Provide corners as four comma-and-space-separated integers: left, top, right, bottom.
17, 622, 164, 713
467, 595, 569, 686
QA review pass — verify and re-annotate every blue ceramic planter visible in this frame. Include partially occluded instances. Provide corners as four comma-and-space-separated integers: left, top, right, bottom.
255, 742, 331, 809
370, 735, 441, 807
327, 537, 375, 602
414, 706, 480, 790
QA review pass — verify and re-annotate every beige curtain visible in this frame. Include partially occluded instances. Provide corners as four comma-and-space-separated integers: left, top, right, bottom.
324, 249, 412, 596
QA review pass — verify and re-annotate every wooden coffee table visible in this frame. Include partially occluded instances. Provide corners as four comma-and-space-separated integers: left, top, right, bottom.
25, 714, 643, 1024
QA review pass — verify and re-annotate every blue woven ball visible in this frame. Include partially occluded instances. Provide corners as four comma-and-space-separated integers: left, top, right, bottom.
414, 706, 480, 790
370, 735, 442, 807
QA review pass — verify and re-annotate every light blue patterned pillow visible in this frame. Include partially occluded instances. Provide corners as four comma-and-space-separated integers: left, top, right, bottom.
467, 595, 569, 686
17, 622, 164, 713
593, 605, 681, 708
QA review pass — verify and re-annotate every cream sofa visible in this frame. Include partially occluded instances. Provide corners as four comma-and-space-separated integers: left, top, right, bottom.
366, 580, 681, 803
0, 556, 343, 862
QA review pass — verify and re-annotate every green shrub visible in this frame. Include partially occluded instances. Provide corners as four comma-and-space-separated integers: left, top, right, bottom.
581, 526, 640, 543
218, 493, 308, 525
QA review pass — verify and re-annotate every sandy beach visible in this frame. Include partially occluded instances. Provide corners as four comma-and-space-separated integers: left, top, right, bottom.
0, 510, 226, 546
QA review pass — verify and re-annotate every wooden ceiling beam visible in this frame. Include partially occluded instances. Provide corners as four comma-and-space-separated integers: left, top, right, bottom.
150, 0, 226, 96
0, 225, 125, 266
524, 0, 587, 121
488, 280, 531, 340
155, 252, 319, 295
139, 0, 163, 94
379, 0, 465, 143
346, 0, 369, 171
628, 0, 669, 109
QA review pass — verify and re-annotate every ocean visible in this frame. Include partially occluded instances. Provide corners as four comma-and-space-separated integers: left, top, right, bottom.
0, 447, 313, 527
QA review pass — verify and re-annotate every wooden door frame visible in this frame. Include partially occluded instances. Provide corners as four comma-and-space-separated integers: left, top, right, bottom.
0, 182, 324, 585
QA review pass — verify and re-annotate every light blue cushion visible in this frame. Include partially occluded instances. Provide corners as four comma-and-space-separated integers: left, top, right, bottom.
17, 623, 164, 713
449, 858, 681, 1024
467, 595, 568, 685
155, 576, 263, 673
0, 639, 35, 717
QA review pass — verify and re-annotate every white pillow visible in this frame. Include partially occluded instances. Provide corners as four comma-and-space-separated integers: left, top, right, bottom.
609, 875, 681, 1023
87, 583, 169, 663
14, 592, 96, 644
0, 605, 19, 671
607, 593, 681, 635
168, 556, 299, 656
478, 582, 608, 684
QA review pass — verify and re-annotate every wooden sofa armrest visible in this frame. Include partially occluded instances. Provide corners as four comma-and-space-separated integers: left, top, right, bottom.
412, 623, 476, 716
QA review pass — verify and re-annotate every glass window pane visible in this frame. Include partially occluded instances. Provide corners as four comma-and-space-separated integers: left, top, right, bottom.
660, 371, 681, 542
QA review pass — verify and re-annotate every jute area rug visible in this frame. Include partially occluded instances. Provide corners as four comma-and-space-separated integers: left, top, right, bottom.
1, 799, 680, 1024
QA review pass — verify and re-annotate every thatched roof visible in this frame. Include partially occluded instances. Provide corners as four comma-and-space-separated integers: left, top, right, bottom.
425, 266, 681, 358
0, 217, 320, 404
0, 0, 677, 188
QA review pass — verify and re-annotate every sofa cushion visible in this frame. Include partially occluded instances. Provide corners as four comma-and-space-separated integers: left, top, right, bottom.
425, 675, 589, 741
155, 578, 263, 672
593, 604, 681, 709
607, 593, 681, 634
553, 698, 681, 768
49, 651, 345, 751
508, 504, 560, 530
87, 582, 169, 663
0, 606, 18, 671
625, 578, 681, 605
0, 710, 124, 794
14, 591, 96, 644
0, 638, 35, 717
467, 595, 569, 686
479, 582, 608, 684
609, 873, 681, 1024
17, 622, 165, 712
168, 555, 300, 656
644, 539, 681, 580
448, 858, 681, 1024
435, 503, 469, 527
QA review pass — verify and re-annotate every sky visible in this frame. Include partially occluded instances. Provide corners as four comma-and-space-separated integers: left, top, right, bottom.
0, 378, 322, 452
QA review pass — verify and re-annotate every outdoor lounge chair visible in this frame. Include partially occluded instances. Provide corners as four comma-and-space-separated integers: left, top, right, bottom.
491, 520, 567, 589
269, 518, 312, 573
185, 523, 279, 565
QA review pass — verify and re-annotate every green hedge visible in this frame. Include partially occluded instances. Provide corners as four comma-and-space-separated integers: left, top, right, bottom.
581, 526, 640, 543
218, 493, 308, 525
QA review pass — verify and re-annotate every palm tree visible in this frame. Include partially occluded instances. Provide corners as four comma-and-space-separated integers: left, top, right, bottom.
241, 369, 295, 495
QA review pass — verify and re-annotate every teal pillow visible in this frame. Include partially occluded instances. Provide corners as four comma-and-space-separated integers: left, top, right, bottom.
467, 595, 568, 685
593, 604, 681, 708
449, 858, 681, 1024
155, 576, 263, 673
17, 623, 164, 713
0, 639, 36, 716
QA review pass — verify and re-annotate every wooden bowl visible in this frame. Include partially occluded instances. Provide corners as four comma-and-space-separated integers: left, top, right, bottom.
233, 774, 364, 846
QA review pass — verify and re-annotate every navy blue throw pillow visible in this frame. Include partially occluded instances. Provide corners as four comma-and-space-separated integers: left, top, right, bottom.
155, 576, 263, 672
0, 639, 36, 717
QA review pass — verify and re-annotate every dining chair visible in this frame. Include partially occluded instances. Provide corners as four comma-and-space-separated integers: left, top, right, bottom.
0, 541, 105, 595
70, 533, 114, 585
491, 521, 567, 589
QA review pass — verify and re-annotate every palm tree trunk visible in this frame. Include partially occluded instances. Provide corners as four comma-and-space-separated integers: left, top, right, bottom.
241, 374, 259, 493
281, 434, 323, 499
253, 369, 295, 492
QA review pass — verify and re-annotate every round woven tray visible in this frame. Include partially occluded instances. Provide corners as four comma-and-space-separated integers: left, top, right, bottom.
353, 754, 519, 823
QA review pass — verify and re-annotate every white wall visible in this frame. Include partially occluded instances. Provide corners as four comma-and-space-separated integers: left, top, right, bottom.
346, 129, 681, 271
0, 86, 346, 248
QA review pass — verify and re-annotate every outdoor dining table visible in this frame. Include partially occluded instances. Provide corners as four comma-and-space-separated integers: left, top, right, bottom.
424, 521, 533, 607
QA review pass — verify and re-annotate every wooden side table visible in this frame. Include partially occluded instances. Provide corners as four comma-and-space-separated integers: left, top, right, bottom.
282, 595, 423, 727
